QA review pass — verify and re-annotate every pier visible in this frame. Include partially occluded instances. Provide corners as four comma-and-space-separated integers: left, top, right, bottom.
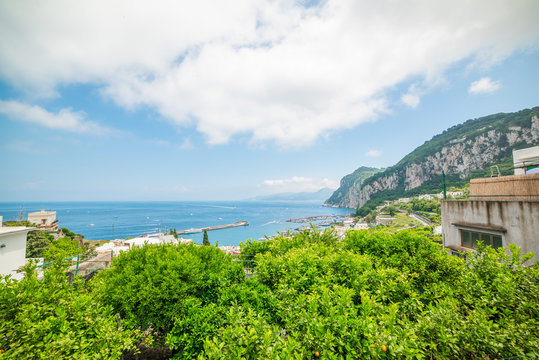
177, 221, 248, 235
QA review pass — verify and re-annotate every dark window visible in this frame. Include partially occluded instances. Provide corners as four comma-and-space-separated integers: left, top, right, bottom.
462, 231, 471, 247
460, 230, 503, 249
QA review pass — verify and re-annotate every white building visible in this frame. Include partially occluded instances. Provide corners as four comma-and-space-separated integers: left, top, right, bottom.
0, 216, 36, 280
94, 234, 191, 255
28, 209, 58, 231
513, 145, 539, 175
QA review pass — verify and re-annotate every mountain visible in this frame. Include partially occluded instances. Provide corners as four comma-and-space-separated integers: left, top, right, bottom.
248, 187, 335, 202
326, 107, 539, 210
324, 167, 384, 208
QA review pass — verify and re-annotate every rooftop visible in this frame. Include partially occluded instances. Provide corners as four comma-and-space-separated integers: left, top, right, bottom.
0, 226, 36, 236
28, 210, 56, 216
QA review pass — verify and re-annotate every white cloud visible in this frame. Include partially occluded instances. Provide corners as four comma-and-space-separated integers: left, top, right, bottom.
365, 149, 382, 158
0, 100, 116, 134
177, 138, 195, 151
468, 77, 501, 94
401, 93, 421, 108
0, 0, 537, 147
262, 176, 339, 192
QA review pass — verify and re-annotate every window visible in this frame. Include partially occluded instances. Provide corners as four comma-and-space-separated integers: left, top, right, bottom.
460, 229, 502, 249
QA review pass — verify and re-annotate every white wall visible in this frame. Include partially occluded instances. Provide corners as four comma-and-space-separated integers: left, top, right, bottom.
513, 146, 539, 175
0, 229, 30, 280
441, 200, 539, 262
28, 212, 56, 226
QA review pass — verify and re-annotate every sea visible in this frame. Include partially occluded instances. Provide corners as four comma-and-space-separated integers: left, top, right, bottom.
0, 201, 351, 246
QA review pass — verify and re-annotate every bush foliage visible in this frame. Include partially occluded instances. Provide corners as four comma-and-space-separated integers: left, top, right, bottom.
0, 262, 139, 359
2, 228, 538, 359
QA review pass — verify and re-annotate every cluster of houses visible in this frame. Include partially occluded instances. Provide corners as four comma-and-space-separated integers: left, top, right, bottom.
93, 234, 193, 256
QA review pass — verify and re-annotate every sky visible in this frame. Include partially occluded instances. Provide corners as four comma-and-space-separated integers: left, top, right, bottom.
1, 0, 539, 201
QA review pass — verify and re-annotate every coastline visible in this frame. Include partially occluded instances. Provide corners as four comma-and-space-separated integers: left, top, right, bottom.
0, 201, 351, 246
322, 203, 355, 210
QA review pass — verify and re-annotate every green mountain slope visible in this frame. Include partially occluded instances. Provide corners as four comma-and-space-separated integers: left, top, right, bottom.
324, 167, 383, 208
328, 107, 539, 209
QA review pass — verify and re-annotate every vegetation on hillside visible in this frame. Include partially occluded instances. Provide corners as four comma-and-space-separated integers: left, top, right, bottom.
332, 106, 539, 210
1, 227, 537, 359
325, 166, 384, 206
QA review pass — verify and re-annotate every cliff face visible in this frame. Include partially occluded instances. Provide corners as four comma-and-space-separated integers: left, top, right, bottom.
328, 108, 539, 209
324, 167, 383, 208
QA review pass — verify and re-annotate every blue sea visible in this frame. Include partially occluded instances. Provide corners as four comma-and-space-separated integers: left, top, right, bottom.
0, 201, 351, 246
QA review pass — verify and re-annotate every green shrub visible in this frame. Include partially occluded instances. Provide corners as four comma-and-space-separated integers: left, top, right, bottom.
94, 243, 245, 336
5, 227, 537, 359
0, 262, 138, 359
43, 237, 85, 262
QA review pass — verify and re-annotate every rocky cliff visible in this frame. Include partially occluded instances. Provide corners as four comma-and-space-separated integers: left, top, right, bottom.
327, 107, 539, 209
325, 167, 383, 208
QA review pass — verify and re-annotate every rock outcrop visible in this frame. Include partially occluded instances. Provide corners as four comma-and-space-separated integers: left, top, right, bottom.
324, 167, 383, 208
327, 108, 539, 209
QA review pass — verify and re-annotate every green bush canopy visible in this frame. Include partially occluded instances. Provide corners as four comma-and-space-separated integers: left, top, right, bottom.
1, 228, 537, 359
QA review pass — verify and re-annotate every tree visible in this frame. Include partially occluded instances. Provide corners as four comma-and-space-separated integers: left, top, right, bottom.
26, 231, 54, 258
385, 205, 398, 216
364, 212, 377, 224
202, 230, 210, 246
0, 262, 139, 358
43, 237, 84, 262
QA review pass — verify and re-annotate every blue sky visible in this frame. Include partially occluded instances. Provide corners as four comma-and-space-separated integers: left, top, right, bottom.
1, 0, 538, 201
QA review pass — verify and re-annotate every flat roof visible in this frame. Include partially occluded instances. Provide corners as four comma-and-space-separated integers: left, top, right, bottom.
28, 210, 56, 215
0, 226, 36, 237
470, 172, 539, 184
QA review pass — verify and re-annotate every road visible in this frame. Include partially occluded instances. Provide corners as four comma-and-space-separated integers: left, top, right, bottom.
71, 252, 112, 275
410, 212, 432, 226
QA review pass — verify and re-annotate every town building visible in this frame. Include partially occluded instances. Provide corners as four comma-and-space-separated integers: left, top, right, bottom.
28, 209, 59, 231
441, 172, 539, 263
94, 234, 192, 256
0, 216, 36, 280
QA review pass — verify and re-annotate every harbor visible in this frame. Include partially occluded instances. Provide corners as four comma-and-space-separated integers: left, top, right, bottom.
177, 221, 249, 234
287, 214, 348, 223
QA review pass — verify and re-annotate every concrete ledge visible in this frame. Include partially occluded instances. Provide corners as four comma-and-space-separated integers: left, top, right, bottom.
451, 221, 506, 233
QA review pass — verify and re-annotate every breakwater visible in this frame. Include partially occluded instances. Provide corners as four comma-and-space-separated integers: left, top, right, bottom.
177, 221, 248, 235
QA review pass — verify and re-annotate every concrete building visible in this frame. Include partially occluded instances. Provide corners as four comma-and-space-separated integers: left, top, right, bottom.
28, 209, 58, 231
0, 216, 36, 280
441, 173, 539, 262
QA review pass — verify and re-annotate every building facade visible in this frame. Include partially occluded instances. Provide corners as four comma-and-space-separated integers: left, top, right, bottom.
0, 220, 36, 280
28, 209, 58, 231
441, 173, 539, 262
